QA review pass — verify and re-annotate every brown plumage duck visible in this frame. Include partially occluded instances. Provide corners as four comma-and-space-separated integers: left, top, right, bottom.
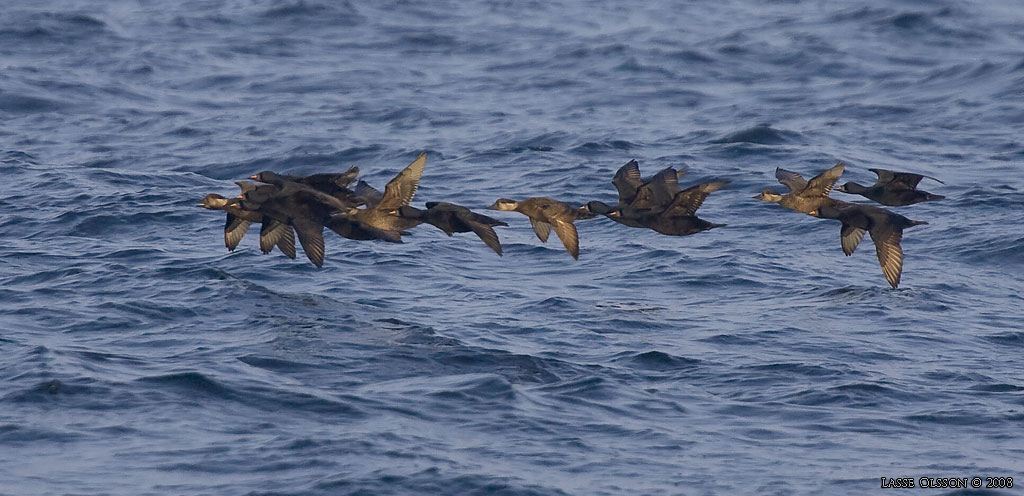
199, 193, 296, 259
756, 161, 845, 214
488, 197, 581, 259
337, 153, 427, 234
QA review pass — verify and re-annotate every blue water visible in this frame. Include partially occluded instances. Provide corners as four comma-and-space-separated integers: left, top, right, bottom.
2, 1, 1023, 494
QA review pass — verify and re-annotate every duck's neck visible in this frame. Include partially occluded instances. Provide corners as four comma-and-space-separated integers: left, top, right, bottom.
845, 182, 868, 194
402, 206, 426, 219
587, 201, 613, 215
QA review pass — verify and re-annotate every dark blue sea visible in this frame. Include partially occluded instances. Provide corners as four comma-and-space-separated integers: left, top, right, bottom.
2, 1, 1023, 494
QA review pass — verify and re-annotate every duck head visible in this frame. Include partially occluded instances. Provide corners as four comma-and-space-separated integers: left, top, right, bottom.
754, 189, 783, 203
199, 194, 231, 209
250, 171, 282, 183
234, 181, 258, 196
488, 198, 518, 211
835, 182, 865, 194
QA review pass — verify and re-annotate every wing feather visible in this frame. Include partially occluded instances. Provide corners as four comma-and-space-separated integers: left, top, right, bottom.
840, 224, 866, 256
664, 180, 728, 216
800, 162, 845, 197
224, 215, 252, 251
379, 152, 427, 210
468, 220, 503, 256
775, 168, 808, 193
530, 218, 551, 242
292, 219, 325, 268
354, 180, 384, 209
551, 220, 580, 260
612, 159, 642, 203
277, 225, 296, 259
259, 219, 287, 254
869, 226, 904, 289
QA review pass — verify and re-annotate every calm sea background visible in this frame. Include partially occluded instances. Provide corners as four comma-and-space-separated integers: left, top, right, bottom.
2, 1, 1023, 495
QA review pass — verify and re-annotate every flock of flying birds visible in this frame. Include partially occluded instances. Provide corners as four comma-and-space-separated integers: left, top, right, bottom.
200, 153, 944, 288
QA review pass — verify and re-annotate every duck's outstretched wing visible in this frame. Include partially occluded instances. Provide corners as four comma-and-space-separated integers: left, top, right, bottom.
259, 219, 286, 255
840, 223, 866, 256
774, 168, 807, 193
800, 161, 844, 197
224, 214, 252, 251
612, 159, 642, 204
468, 220, 503, 256
664, 180, 729, 217
869, 224, 904, 289
292, 219, 325, 268
379, 152, 427, 210
276, 225, 296, 259
869, 168, 944, 189
259, 220, 297, 259
629, 167, 679, 209
354, 180, 384, 209
551, 219, 579, 260
530, 218, 551, 242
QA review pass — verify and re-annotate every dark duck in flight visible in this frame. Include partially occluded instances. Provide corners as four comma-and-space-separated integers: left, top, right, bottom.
607, 180, 729, 236
810, 201, 928, 288
581, 160, 687, 227
835, 168, 944, 206
391, 202, 508, 256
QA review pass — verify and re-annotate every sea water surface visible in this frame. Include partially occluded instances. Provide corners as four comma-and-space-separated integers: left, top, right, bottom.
1, 1, 1023, 495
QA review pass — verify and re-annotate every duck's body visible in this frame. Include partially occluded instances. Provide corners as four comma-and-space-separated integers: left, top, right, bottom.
756, 162, 845, 214
288, 167, 360, 191
810, 200, 927, 288
235, 183, 332, 267
250, 166, 361, 202
489, 197, 580, 259
199, 193, 297, 259
250, 171, 361, 214
580, 160, 686, 227
339, 153, 427, 234
231, 182, 302, 257
835, 168, 944, 206
324, 217, 404, 243
394, 202, 508, 255
612, 210, 724, 236
608, 180, 728, 236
